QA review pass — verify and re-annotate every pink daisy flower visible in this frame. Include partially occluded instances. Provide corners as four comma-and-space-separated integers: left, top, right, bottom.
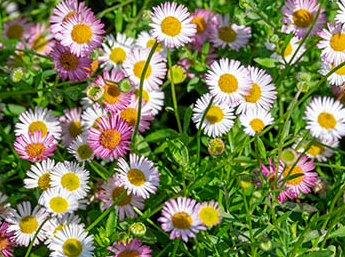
0, 222, 17, 257
2, 16, 31, 41
60, 12, 105, 57
108, 238, 152, 257
59, 108, 84, 146
281, 0, 326, 39
51, 42, 92, 82
98, 174, 144, 221
49, 0, 90, 41
14, 131, 56, 162
87, 114, 132, 159
158, 197, 206, 242
28, 23, 55, 55
190, 9, 215, 46
95, 69, 132, 112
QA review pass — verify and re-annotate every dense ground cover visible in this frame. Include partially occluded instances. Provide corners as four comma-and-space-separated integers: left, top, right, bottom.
1, 0, 345, 256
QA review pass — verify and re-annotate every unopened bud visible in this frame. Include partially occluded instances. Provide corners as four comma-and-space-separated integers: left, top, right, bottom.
208, 138, 225, 156
119, 78, 132, 93
168, 65, 187, 84
281, 148, 298, 165
86, 83, 104, 101
260, 240, 272, 251
10, 67, 24, 83
313, 178, 329, 199
240, 176, 251, 189
130, 222, 146, 237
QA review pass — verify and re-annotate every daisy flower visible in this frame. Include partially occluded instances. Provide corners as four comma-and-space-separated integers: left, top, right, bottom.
108, 238, 152, 257
116, 154, 160, 199
118, 100, 154, 133
195, 201, 222, 228
123, 47, 167, 91
28, 22, 55, 55
99, 33, 135, 71
0, 193, 14, 221
49, 0, 90, 40
24, 159, 55, 191
7, 201, 48, 247
15, 106, 61, 142
136, 30, 166, 56
317, 22, 345, 66
237, 66, 277, 114
51, 42, 92, 82
158, 197, 206, 242
68, 134, 94, 162
132, 85, 165, 116
48, 224, 94, 257
87, 114, 133, 159
205, 58, 252, 105
95, 69, 132, 112
239, 108, 274, 136
190, 9, 215, 46
0, 222, 17, 257
81, 103, 107, 130
304, 96, 345, 141
319, 59, 345, 86
50, 161, 90, 199
293, 137, 339, 162
271, 37, 306, 67
149, 2, 197, 48
98, 174, 144, 221
60, 108, 84, 146
2, 16, 31, 40
14, 131, 56, 162
39, 188, 79, 217
60, 11, 105, 57
192, 93, 235, 137
336, 0, 345, 24
210, 14, 251, 51
281, 0, 326, 39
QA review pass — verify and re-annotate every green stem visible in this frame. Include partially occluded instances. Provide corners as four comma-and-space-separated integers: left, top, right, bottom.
242, 189, 256, 256
194, 237, 201, 256
88, 161, 108, 181
167, 47, 183, 135
86, 202, 116, 231
24, 216, 50, 257
315, 163, 345, 170
156, 241, 173, 257
97, 0, 135, 18
132, 40, 159, 146
172, 238, 181, 257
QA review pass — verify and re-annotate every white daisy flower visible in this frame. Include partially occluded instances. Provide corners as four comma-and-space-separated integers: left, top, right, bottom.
336, 0, 345, 24
210, 14, 251, 51
116, 153, 160, 199
240, 108, 274, 136
81, 103, 107, 131
0, 192, 14, 221
48, 224, 94, 257
319, 59, 345, 86
24, 159, 55, 191
38, 188, 79, 218
132, 85, 165, 116
50, 161, 90, 199
192, 93, 235, 137
7, 201, 48, 246
236, 66, 277, 114
123, 47, 167, 91
304, 96, 345, 141
59, 108, 85, 147
271, 36, 306, 67
206, 58, 251, 105
149, 2, 197, 48
136, 30, 167, 57
99, 33, 135, 71
14, 106, 62, 142
68, 134, 94, 162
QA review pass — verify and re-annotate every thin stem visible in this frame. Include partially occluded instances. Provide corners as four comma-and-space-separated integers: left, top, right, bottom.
88, 161, 108, 181
242, 189, 256, 256
132, 41, 159, 146
172, 238, 181, 257
167, 47, 183, 135
24, 216, 50, 257
97, 0, 135, 18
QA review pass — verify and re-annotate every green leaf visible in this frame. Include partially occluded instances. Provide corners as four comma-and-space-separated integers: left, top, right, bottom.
106, 210, 115, 237
253, 57, 279, 68
145, 129, 179, 143
4, 104, 26, 116
190, 174, 212, 191
256, 136, 266, 160
167, 138, 189, 167
304, 250, 334, 257
183, 106, 193, 133
280, 202, 318, 213
328, 226, 345, 238
115, 9, 123, 32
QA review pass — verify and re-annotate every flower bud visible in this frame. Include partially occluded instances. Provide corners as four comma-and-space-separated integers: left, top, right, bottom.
86, 83, 104, 101
10, 67, 24, 83
208, 138, 225, 156
119, 78, 132, 93
168, 65, 187, 84
281, 148, 298, 165
130, 222, 147, 237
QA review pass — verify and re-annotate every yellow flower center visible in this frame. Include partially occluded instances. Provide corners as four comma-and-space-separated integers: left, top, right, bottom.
110, 47, 127, 64
293, 9, 313, 28
172, 212, 192, 229
54, 224, 65, 234
146, 39, 162, 51
32, 34, 48, 52
199, 206, 220, 226
112, 186, 132, 206
133, 61, 152, 79
63, 238, 83, 257
120, 108, 138, 126
206, 106, 224, 124
244, 83, 262, 103
283, 165, 304, 185
71, 24, 92, 44
19, 216, 38, 234
28, 121, 48, 137
332, 64, 345, 75
318, 112, 337, 129
38, 173, 51, 191
127, 168, 146, 186
100, 129, 121, 149
118, 250, 140, 257
0, 233, 9, 250
161, 16, 181, 36
68, 121, 83, 138
283, 42, 293, 57
104, 83, 121, 104
218, 73, 238, 93
25, 143, 46, 158
249, 118, 265, 132
77, 144, 93, 160
305, 142, 325, 156
218, 26, 237, 43
50, 196, 68, 213
60, 51, 79, 71
330, 33, 345, 52
191, 16, 207, 34
61, 173, 80, 191
134, 89, 150, 102
6, 24, 24, 39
